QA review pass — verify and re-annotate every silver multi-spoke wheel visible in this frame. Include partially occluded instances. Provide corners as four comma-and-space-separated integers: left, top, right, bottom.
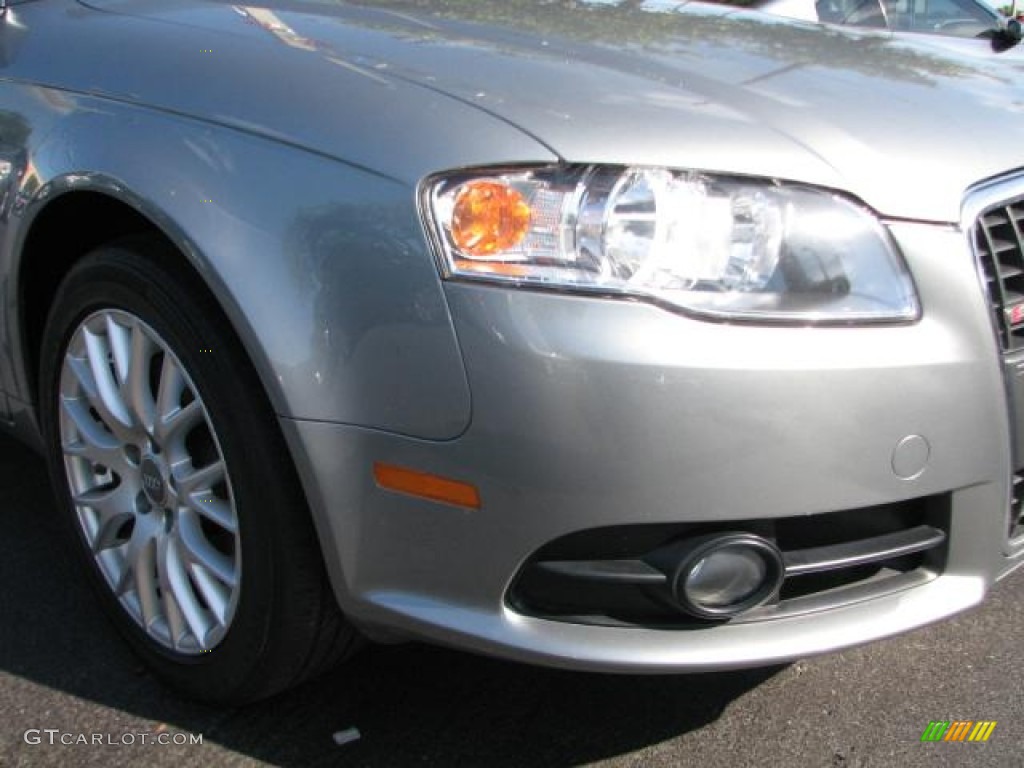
42, 245, 356, 702
58, 309, 240, 654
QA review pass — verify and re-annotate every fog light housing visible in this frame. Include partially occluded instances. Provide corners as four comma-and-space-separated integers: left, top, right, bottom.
666, 534, 785, 619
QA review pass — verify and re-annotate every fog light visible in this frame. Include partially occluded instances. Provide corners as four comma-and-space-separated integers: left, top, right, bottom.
666, 534, 784, 619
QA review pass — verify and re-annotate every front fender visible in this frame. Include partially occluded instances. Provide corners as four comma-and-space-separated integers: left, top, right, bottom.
11, 91, 473, 440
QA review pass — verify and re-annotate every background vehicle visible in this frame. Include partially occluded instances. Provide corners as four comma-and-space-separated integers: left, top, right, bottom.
756, 0, 1021, 42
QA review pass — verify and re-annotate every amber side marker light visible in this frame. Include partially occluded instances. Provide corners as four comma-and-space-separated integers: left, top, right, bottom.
450, 180, 531, 257
373, 462, 481, 510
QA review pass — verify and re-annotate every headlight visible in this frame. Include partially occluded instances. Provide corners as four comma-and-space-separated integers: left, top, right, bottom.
422, 165, 918, 323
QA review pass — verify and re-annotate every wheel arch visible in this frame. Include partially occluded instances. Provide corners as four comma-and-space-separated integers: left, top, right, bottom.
19, 186, 164, 403
18, 179, 357, 595
14, 181, 284, 420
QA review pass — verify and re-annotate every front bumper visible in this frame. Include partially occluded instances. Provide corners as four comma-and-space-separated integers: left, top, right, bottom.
281, 220, 1024, 671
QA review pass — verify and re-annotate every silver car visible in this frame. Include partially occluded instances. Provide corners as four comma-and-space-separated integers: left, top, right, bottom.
1, 0, 1023, 703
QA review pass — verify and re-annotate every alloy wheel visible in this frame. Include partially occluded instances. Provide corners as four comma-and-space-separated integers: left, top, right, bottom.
57, 309, 241, 654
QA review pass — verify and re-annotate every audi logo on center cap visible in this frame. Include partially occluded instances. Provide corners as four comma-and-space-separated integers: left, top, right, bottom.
140, 458, 166, 505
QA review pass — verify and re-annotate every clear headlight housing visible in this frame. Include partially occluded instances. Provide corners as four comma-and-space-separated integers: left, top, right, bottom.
422, 166, 918, 323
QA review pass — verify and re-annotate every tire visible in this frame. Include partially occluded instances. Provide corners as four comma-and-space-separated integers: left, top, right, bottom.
38, 237, 360, 703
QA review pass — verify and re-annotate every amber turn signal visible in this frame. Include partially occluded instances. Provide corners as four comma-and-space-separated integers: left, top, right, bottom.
373, 462, 481, 509
450, 180, 531, 257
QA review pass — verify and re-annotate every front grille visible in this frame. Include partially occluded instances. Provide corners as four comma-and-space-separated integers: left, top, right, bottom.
974, 198, 1024, 350
972, 190, 1024, 540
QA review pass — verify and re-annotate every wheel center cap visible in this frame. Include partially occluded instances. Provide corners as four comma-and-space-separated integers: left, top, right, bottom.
140, 457, 167, 506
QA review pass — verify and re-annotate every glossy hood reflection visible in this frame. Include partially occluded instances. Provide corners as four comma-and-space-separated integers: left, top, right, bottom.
56, 0, 1024, 220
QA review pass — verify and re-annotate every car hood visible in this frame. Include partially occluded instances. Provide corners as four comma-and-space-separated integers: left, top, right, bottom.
28, 0, 1024, 221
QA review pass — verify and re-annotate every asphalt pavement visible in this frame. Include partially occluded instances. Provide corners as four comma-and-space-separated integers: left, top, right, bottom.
0, 432, 1021, 767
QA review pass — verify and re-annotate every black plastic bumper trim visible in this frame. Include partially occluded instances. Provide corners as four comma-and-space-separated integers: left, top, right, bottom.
782, 524, 945, 576
531, 524, 946, 586
534, 559, 666, 585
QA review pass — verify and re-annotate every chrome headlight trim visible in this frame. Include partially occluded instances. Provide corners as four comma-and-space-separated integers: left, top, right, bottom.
420, 164, 920, 325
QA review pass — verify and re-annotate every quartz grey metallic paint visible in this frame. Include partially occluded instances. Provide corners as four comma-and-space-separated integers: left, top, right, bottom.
0, 0, 1022, 674
61, 0, 1024, 222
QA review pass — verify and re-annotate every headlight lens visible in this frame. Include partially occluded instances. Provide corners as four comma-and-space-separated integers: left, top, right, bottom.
423, 166, 918, 322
